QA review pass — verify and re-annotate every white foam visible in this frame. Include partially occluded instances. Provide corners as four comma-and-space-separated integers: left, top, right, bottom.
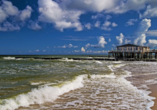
95, 61, 103, 64
114, 64, 126, 68
16, 58, 24, 60
91, 74, 116, 79
60, 58, 74, 62
113, 61, 122, 64
0, 75, 85, 110
108, 65, 114, 72
145, 79, 157, 85
31, 82, 45, 85
3, 57, 15, 60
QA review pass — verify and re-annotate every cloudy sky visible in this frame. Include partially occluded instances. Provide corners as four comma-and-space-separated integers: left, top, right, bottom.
0, 0, 157, 55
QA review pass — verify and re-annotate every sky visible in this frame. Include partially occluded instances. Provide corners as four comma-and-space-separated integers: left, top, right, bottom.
0, 0, 157, 55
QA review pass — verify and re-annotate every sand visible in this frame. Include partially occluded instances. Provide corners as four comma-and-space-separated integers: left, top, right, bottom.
148, 84, 157, 110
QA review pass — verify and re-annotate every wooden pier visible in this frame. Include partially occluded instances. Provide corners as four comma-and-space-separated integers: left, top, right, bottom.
108, 44, 157, 61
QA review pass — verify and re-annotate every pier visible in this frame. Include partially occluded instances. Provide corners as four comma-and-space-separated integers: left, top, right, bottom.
108, 44, 157, 61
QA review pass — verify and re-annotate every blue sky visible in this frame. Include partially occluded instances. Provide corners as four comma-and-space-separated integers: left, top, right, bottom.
0, 0, 157, 55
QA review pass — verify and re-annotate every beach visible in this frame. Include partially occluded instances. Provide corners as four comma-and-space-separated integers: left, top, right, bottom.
148, 84, 157, 110
0, 56, 157, 110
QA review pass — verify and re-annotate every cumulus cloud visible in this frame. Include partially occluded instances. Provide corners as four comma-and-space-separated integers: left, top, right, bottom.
0, 0, 19, 23
0, 0, 33, 31
112, 22, 118, 27
60, 0, 157, 14
94, 21, 100, 28
61, 0, 120, 12
38, 0, 83, 31
35, 49, 39, 52
101, 21, 111, 31
19, 6, 32, 21
86, 50, 108, 54
116, 33, 124, 45
0, 21, 20, 31
85, 36, 107, 48
56, 44, 78, 48
91, 13, 104, 19
85, 23, 92, 29
109, 38, 111, 42
101, 20, 117, 31
28, 21, 42, 30
125, 39, 131, 44
148, 39, 157, 47
126, 19, 138, 26
143, 5, 157, 18
81, 47, 85, 52
106, 15, 112, 20
134, 19, 151, 46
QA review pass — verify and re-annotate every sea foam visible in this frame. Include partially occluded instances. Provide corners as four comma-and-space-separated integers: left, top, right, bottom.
0, 75, 85, 110
3, 57, 15, 60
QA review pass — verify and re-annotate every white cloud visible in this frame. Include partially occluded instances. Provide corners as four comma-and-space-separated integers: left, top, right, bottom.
106, 15, 112, 20
97, 36, 107, 48
61, 0, 120, 12
0, 0, 19, 23
125, 39, 131, 44
86, 50, 108, 54
112, 44, 116, 47
85, 43, 91, 48
103, 21, 111, 27
85, 23, 92, 29
143, 5, 157, 18
0, 1, 33, 31
0, 21, 20, 31
94, 21, 100, 28
57, 44, 77, 48
148, 39, 157, 47
61, 0, 157, 14
38, 0, 83, 31
91, 13, 104, 19
146, 30, 157, 37
85, 36, 107, 48
101, 21, 117, 30
112, 22, 117, 27
35, 49, 39, 52
19, 6, 32, 21
134, 19, 151, 46
81, 47, 85, 52
109, 38, 111, 42
126, 19, 138, 26
101, 21, 111, 31
74, 50, 80, 52
28, 21, 42, 30
116, 33, 124, 45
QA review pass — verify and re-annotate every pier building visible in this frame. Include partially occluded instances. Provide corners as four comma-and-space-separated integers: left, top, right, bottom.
108, 44, 157, 60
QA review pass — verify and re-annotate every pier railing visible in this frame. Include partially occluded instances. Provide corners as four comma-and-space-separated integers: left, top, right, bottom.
109, 50, 157, 53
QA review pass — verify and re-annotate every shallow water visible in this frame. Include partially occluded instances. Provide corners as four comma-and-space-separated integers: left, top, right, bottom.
0, 56, 156, 110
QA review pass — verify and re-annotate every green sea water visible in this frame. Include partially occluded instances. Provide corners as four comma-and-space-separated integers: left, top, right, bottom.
0, 55, 110, 100
0, 55, 155, 110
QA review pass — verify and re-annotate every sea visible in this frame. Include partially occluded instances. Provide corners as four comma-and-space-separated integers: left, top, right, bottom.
0, 55, 157, 110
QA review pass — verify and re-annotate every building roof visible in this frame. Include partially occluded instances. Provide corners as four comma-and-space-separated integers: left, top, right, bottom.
117, 44, 149, 48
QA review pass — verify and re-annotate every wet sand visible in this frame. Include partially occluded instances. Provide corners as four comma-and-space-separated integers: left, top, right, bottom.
148, 84, 157, 110
122, 62, 157, 110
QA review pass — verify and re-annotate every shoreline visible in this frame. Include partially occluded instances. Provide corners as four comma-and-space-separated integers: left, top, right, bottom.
148, 84, 157, 110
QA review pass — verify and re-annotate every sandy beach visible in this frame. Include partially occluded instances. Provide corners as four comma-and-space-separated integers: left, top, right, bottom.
148, 84, 157, 110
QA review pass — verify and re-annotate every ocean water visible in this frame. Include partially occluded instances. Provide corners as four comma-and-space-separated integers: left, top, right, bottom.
0, 56, 156, 110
